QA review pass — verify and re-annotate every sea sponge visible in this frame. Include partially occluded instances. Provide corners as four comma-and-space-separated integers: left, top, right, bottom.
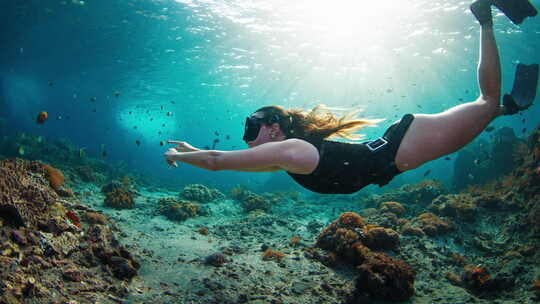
429, 194, 477, 221
416, 212, 452, 236
400, 224, 425, 237
104, 188, 134, 209
42, 164, 64, 191
180, 184, 224, 203
158, 197, 208, 222
363, 227, 400, 251
380, 201, 406, 215
239, 192, 272, 213
355, 252, 416, 301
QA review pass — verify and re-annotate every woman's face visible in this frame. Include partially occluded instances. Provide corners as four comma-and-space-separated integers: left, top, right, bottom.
246, 123, 273, 148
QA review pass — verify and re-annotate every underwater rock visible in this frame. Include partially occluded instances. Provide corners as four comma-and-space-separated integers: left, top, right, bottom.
379, 201, 406, 215
429, 194, 477, 221
205, 253, 227, 267
363, 227, 400, 251
414, 212, 452, 236
84, 211, 108, 224
362, 180, 445, 210
158, 197, 209, 222
355, 252, 416, 302
104, 188, 135, 209
180, 183, 224, 203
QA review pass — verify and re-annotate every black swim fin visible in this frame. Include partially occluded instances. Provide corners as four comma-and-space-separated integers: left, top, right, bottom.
503, 63, 539, 115
470, 0, 537, 25
493, 0, 538, 25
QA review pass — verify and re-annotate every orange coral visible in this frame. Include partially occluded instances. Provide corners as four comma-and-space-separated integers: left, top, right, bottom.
262, 249, 285, 261
290, 236, 301, 245
339, 212, 365, 227
43, 164, 64, 190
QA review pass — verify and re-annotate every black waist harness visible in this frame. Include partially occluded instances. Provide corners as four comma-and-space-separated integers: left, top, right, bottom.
286, 114, 415, 194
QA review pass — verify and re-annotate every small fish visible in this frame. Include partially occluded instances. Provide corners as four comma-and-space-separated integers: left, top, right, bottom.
48, 81, 54, 87
102, 150, 107, 157
56, 115, 62, 120
78, 148, 86, 158
215, 131, 219, 136
36, 136, 43, 143
162, 123, 166, 127
170, 101, 175, 104
17, 146, 25, 155
204, 145, 210, 150
458, 98, 464, 102
226, 135, 230, 140
522, 128, 527, 134
90, 97, 97, 102
474, 159, 481, 166
416, 104, 422, 109
166, 112, 173, 116
444, 157, 451, 160
158, 131, 162, 135
114, 91, 121, 98
129, 111, 132, 115
213, 138, 219, 143
485, 126, 495, 132
135, 140, 141, 147
465, 89, 470, 94
160, 141, 165, 146
133, 126, 137, 130
468, 173, 475, 179
522, 118, 526, 124
423, 170, 431, 177
150, 118, 153, 121
160, 106, 164, 110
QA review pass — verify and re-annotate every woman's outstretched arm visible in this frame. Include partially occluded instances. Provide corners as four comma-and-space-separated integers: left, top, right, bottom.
164, 139, 318, 174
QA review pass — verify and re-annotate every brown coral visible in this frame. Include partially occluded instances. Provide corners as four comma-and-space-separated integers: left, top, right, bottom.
380, 201, 406, 215
104, 188, 134, 209
363, 227, 400, 251
416, 213, 452, 236
355, 252, 416, 301
42, 164, 64, 191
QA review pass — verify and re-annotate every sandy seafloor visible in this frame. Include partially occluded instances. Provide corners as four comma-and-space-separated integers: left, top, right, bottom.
71, 181, 540, 304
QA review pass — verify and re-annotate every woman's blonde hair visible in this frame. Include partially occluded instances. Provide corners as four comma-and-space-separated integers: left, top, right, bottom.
254, 105, 381, 142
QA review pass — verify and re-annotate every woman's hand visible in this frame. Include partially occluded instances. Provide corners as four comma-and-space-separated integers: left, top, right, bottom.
164, 148, 179, 167
167, 140, 199, 152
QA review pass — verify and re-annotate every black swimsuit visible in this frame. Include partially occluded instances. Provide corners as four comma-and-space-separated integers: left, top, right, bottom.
286, 114, 415, 194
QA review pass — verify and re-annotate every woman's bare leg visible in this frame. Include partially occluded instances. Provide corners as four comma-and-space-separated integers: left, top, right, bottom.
394, 23, 503, 171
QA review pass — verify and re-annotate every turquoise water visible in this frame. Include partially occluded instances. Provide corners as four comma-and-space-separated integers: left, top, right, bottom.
1, 0, 539, 193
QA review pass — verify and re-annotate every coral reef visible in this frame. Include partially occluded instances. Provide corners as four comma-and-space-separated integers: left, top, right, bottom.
157, 197, 209, 222
380, 201, 406, 215
429, 193, 477, 221
313, 212, 414, 302
355, 252, 416, 302
230, 186, 272, 213
415, 212, 452, 236
180, 184, 224, 203
0, 158, 139, 303
104, 188, 135, 209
